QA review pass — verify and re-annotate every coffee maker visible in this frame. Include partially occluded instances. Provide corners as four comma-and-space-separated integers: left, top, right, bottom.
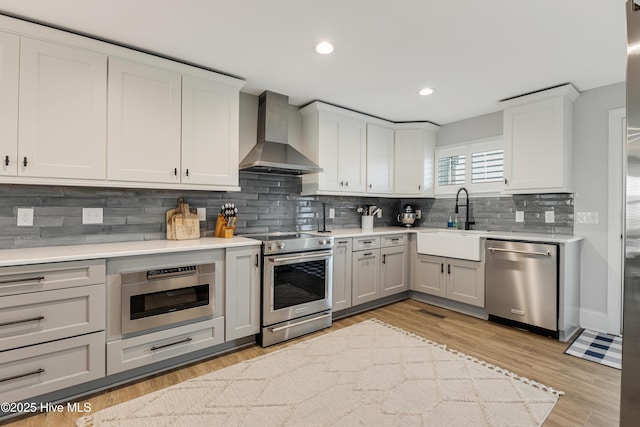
397, 204, 416, 227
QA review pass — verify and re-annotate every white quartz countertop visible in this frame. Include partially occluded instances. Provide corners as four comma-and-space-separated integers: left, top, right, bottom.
0, 227, 583, 268
317, 226, 583, 244
0, 236, 261, 267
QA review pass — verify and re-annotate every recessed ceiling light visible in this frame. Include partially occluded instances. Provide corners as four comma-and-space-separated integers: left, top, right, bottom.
418, 87, 434, 96
315, 41, 334, 55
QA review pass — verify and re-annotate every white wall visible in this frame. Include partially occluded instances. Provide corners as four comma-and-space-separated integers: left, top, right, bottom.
436, 111, 502, 147
573, 82, 625, 332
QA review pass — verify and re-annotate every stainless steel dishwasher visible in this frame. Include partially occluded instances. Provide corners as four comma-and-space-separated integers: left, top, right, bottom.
485, 239, 558, 335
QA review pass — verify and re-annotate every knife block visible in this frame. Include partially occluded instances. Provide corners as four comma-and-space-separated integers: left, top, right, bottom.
214, 214, 235, 238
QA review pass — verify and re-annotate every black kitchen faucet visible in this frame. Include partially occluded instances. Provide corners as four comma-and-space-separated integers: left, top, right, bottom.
455, 187, 475, 230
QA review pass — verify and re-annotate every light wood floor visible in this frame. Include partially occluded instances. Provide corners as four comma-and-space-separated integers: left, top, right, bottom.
4, 299, 620, 426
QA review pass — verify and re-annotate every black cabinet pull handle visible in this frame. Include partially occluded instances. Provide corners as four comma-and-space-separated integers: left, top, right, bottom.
364, 252, 373, 256
448, 264, 451, 274
345, 181, 349, 187
504, 178, 509, 185
382, 254, 386, 264
150, 337, 192, 352
255, 254, 259, 268
0, 368, 44, 383
186, 169, 189, 177
4, 155, 8, 166
0, 275, 45, 285
441, 263, 443, 273
418, 184, 421, 190
23, 157, 27, 167
174, 168, 177, 176
338, 240, 349, 244
0, 315, 44, 328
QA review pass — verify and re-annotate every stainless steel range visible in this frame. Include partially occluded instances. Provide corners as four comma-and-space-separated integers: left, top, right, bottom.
249, 232, 334, 346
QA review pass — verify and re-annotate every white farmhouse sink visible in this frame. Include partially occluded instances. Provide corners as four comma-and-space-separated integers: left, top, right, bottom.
417, 229, 488, 261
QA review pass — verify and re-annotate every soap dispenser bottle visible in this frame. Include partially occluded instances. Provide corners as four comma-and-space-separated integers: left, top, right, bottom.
447, 216, 453, 228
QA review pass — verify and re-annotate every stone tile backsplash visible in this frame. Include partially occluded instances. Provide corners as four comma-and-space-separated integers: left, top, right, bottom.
0, 173, 573, 249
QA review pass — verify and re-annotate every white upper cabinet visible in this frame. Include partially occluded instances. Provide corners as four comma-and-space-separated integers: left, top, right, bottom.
0, 15, 244, 189
394, 124, 438, 196
19, 38, 107, 180
182, 75, 240, 187
107, 57, 182, 184
366, 123, 394, 194
0, 31, 18, 177
300, 102, 367, 194
300, 102, 438, 197
500, 84, 579, 194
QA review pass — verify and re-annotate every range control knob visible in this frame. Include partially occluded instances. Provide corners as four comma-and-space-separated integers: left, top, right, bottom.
319, 239, 330, 245
277, 242, 286, 249
268, 243, 277, 251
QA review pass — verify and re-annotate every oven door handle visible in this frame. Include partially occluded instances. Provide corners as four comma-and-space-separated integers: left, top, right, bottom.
269, 251, 333, 264
269, 312, 331, 333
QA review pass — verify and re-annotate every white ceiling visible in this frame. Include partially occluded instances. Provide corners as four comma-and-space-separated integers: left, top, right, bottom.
0, 0, 628, 125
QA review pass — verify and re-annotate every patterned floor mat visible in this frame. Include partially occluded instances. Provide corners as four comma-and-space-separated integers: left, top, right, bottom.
565, 329, 622, 369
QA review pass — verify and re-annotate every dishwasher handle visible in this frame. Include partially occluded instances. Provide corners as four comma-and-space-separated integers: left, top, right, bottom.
487, 246, 551, 257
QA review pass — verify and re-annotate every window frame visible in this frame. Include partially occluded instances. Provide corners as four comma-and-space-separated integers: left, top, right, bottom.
434, 136, 504, 196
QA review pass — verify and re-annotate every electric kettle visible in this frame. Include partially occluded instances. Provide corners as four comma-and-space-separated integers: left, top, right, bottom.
397, 204, 416, 227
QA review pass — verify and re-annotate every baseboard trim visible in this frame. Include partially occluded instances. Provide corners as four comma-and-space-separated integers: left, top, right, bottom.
579, 308, 609, 334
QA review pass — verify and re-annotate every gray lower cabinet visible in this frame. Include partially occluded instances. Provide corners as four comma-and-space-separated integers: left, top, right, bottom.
380, 245, 409, 297
351, 234, 408, 307
414, 254, 485, 307
0, 260, 106, 403
352, 247, 381, 306
225, 245, 261, 341
332, 238, 353, 312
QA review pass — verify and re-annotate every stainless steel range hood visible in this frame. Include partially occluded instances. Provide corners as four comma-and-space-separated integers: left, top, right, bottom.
239, 91, 322, 175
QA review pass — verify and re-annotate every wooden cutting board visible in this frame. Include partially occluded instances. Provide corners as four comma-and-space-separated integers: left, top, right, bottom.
166, 198, 200, 240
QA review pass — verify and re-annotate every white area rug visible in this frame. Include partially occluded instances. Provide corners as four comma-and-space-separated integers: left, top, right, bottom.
76, 319, 562, 426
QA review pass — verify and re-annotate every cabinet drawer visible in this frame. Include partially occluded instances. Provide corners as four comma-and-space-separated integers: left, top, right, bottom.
0, 260, 105, 297
353, 236, 380, 251
106, 316, 225, 375
0, 331, 105, 403
380, 234, 407, 247
0, 283, 105, 351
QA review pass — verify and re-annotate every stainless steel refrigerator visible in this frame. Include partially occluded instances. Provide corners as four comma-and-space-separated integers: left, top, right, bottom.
623, 1, 640, 424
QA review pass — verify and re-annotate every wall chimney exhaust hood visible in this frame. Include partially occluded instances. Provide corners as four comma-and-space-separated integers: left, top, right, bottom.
239, 91, 322, 175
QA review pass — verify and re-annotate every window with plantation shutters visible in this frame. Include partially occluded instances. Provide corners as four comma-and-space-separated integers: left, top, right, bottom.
471, 149, 503, 183
438, 154, 465, 186
434, 137, 503, 195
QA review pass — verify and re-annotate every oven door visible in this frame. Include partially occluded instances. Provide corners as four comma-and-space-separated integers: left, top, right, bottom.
263, 250, 333, 326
